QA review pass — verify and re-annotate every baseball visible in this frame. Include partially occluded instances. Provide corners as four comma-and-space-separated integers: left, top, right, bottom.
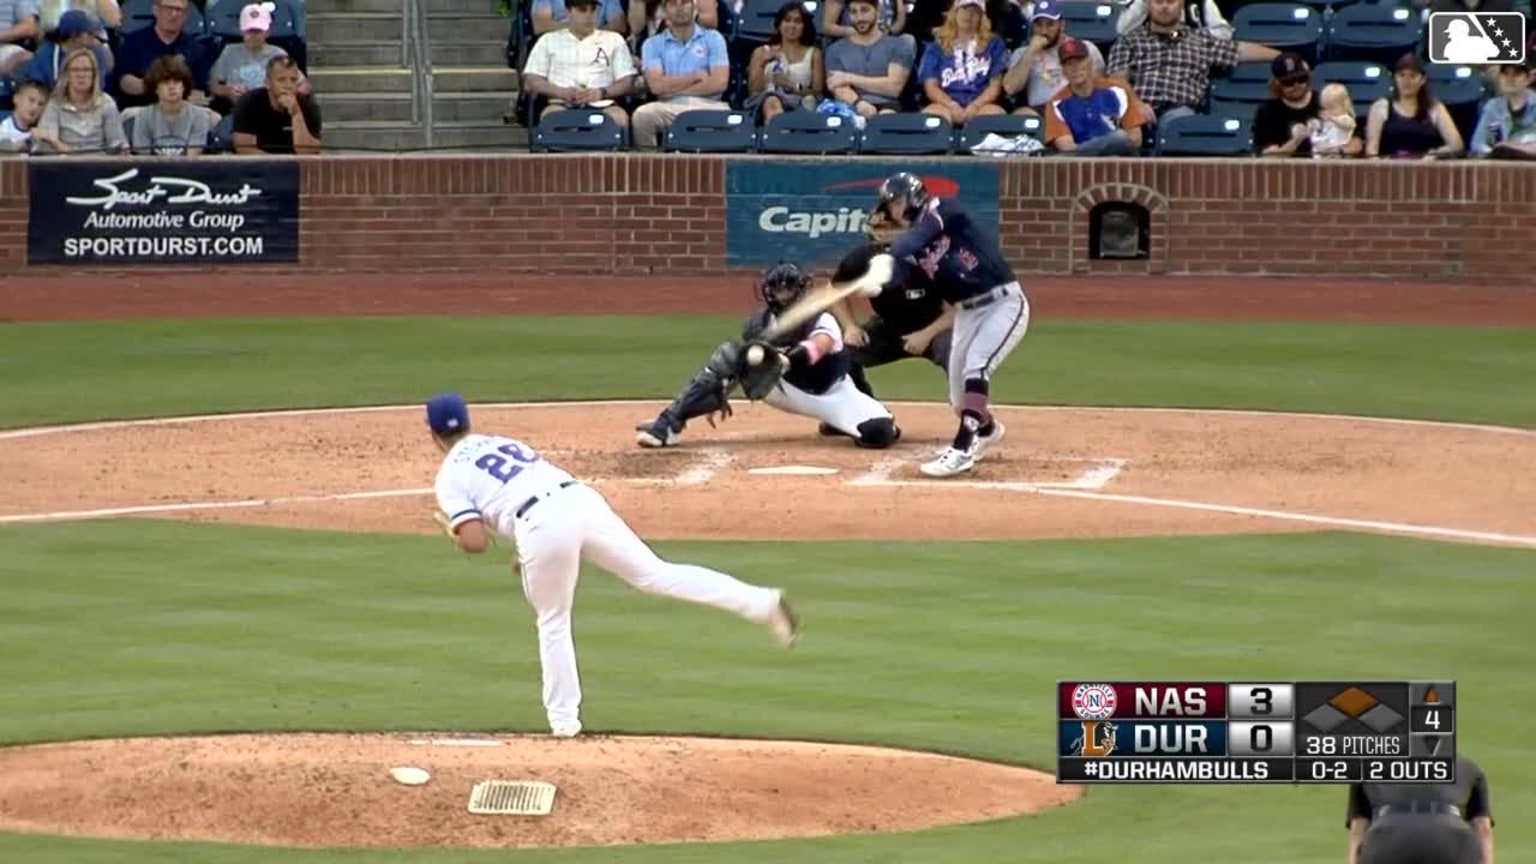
746, 344, 765, 366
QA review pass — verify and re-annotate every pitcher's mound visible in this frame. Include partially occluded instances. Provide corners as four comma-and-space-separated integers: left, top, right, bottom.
0, 733, 1080, 849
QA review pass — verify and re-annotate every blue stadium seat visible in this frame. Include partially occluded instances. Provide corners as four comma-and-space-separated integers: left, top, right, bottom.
1311, 60, 1393, 107
0, 77, 13, 112
531, 109, 628, 152
1157, 114, 1253, 155
1323, 2, 1422, 65
1232, 3, 1324, 65
759, 110, 858, 154
955, 112, 1044, 151
1207, 99, 1261, 125
1426, 63, 1492, 145
664, 109, 758, 152
1057, 1, 1119, 53
858, 111, 953, 154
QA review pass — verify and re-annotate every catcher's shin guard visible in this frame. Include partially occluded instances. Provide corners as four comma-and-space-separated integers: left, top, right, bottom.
855, 417, 900, 449
647, 341, 739, 432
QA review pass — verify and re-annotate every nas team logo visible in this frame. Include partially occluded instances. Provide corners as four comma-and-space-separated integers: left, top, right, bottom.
1070, 720, 1120, 757
1072, 683, 1118, 720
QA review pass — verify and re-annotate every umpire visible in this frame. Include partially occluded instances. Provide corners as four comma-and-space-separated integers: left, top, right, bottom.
1347, 755, 1495, 864
828, 208, 954, 402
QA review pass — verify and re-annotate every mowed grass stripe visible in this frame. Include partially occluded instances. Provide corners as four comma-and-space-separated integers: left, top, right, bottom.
1, 520, 1531, 863
1, 316, 1532, 428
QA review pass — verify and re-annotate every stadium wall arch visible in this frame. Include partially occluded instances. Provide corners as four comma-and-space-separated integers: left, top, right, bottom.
2, 155, 1530, 284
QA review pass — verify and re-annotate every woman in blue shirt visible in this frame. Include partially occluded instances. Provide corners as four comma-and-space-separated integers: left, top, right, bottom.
917, 0, 1007, 126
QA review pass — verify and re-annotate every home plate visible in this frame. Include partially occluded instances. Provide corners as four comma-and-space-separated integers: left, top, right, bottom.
748, 466, 840, 476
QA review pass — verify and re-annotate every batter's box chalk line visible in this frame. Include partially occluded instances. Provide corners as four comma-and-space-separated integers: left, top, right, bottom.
619, 448, 736, 486
848, 456, 1129, 491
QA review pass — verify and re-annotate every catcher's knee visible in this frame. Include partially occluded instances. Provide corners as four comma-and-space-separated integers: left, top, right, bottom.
855, 416, 900, 449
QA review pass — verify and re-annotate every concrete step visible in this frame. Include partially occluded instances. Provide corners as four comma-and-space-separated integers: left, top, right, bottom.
323, 92, 417, 123
425, 13, 508, 42
433, 66, 518, 92
323, 119, 427, 152
311, 40, 408, 68
429, 40, 507, 67
430, 120, 526, 151
306, 0, 404, 14
431, 91, 514, 123
306, 12, 403, 44
307, 66, 415, 94
419, 0, 505, 13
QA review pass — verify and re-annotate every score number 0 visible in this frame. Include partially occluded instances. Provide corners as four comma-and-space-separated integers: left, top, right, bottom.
1231, 684, 1293, 757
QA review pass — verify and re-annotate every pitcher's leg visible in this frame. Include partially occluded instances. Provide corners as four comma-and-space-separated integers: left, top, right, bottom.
516, 521, 585, 734
578, 489, 783, 624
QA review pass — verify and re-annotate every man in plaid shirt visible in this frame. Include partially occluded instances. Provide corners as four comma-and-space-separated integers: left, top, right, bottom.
1107, 0, 1277, 147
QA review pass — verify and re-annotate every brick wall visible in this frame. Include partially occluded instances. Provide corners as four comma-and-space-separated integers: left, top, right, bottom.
5, 155, 1533, 283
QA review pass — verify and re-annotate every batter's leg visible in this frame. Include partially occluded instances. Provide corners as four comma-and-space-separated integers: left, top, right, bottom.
513, 511, 585, 734
572, 487, 795, 644
951, 286, 1029, 453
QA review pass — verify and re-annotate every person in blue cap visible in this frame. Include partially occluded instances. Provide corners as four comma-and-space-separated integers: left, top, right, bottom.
424, 393, 799, 739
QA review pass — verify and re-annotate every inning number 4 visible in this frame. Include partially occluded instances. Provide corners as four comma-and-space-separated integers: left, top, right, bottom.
1423, 709, 1440, 730
475, 442, 539, 483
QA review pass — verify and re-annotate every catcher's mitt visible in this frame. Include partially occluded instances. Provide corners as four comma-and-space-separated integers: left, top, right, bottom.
737, 340, 787, 400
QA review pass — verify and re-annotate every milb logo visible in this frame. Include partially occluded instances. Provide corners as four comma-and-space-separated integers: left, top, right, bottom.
1427, 12, 1527, 64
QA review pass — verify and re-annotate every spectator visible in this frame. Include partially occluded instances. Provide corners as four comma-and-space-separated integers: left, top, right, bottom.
1252, 52, 1362, 158
209, 3, 309, 116
1043, 37, 1145, 156
745, 1, 824, 124
31, 46, 127, 153
112, 0, 210, 109
627, 0, 717, 51
0, 0, 41, 76
1116, 0, 1232, 40
521, 0, 636, 129
1107, 0, 1277, 132
1001, 0, 1104, 116
39, 0, 120, 34
917, 0, 1007, 125
820, 0, 904, 41
1470, 58, 1536, 160
532, 0, 625, 36
1364, 53, 1463, 159
130, 54, 207, 155
232, 55, 320, 154
0, 79, 48, 152
20, 8, 109, 91
632, 0, 728, 149
824, 0, 915, 119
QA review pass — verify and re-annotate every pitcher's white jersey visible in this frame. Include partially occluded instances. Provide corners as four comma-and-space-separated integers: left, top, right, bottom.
433, 434, 577, 538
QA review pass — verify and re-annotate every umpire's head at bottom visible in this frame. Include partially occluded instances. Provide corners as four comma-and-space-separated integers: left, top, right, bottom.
1347, 755, 1493, 864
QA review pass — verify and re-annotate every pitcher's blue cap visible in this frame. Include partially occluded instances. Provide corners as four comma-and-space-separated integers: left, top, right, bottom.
426, 393, 470, 434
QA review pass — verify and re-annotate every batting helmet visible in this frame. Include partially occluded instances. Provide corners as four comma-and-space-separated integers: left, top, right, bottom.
758, 262, 811, 312
877, 172, 929, 223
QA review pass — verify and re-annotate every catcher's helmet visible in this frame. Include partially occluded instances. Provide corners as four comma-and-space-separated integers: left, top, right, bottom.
877, 172, 929, 223
758, 261, 811, 312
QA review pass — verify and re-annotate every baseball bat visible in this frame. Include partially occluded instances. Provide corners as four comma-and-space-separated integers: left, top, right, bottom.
759, 280, 866, 343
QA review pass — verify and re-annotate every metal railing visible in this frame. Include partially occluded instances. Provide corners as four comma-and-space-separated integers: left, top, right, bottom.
404, 0, 435, 149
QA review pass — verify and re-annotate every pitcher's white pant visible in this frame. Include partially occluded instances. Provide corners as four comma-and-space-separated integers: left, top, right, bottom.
949, 283, 1030, 410
513, 483, 782, 730
763, 375, 892, 437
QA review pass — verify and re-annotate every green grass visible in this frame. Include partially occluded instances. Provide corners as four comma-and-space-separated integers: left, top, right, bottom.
1, 316, 1532, 428
0, 522, 1530, 863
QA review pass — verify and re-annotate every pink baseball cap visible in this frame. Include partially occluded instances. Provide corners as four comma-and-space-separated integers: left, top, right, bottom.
241, 2, 274, 32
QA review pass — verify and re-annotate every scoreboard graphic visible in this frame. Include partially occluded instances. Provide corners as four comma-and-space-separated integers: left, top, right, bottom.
1056, 681, 1456, 784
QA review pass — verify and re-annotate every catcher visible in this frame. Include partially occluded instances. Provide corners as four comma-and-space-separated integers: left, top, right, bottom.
634, 261, 902, 450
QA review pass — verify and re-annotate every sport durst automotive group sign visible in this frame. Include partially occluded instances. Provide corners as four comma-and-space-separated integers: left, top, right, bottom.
27, 161, 300, 265
725, 160, 1001, 268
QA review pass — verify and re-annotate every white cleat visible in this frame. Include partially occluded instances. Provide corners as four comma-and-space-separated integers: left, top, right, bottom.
550, 720, 583, 738
921, 446, 977, 478
635, 422, 680, 448
972, 421, 1006, 462
767, 591, 799, 648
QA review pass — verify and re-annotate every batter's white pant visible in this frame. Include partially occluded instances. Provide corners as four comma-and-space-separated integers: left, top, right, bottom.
513, 483, 782, 731
763, 375, 893, 437
948, 283, 1030, 410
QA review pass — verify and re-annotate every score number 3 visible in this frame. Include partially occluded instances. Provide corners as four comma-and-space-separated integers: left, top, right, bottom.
475, 442, 539, 483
